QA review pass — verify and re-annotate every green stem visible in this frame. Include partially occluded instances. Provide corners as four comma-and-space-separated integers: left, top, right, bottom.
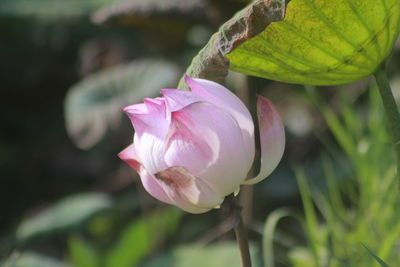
374, 67, 400, 187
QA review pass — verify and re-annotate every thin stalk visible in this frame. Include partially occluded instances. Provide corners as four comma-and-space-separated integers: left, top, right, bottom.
223, 195, 252, 267
374, 67, 400, 188
234, 213, 252, 267
234, 73, 256, 225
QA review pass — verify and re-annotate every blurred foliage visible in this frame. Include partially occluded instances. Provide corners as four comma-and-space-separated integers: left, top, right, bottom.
92, 0, 206, 25
267, 82, 400, 266
2, 252, 69, 267
16, 193, 113, 243
0, 0, 111, 19
65, 208, 182, 267
64, 59, 180, 149
143, 242, 261, 267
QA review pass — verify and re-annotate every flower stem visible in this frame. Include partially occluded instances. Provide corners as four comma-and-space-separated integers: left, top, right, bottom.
374, 67, 400, 188
224, 195, 252, 267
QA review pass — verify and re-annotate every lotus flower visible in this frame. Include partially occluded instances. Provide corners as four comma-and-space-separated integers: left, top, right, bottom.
119, 76, 285, 213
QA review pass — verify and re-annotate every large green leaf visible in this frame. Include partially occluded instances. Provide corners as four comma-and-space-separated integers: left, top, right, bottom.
64, 60, 180, 149
16, 193, 113, 243
228, 0, 400, 85
181, 0, 400, 87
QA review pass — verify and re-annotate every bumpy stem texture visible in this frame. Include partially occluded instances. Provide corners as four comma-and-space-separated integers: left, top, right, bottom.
374, 67, 400, 187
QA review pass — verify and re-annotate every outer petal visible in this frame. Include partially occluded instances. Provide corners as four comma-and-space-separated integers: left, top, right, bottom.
154, 166, 223, 213
118, 144, 172, 204
165, 101, 250, 196
160, 89, 202, 113
124, 98, 169, 174
124, 98, 169, 139
243, 96, 285, 185
118, 143, 141, 172
184, 75, 255, 168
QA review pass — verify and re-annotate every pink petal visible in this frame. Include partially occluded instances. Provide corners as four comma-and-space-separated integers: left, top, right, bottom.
140, 168, 174, 205
164, 126, 214, 176
124, 99, 170, 174
154, 166, 223, 213
118, 143, 141, 172
160, 89, 202, 112
119, 144, 172, 204
243, 96, 285, 185
124, 98, 169, 139
123, 103, 148, 114
166, 101, 251, 197
184, 75, 255, 169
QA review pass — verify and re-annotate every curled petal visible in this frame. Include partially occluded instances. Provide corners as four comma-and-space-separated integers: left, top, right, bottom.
118, 143, 141, 172
118, 144, 172, 204
123, 103, 148, 114
166, 101, 251, 196
243, 96, 285, 185
184, 75, 255, 168
155, 166, 223, 213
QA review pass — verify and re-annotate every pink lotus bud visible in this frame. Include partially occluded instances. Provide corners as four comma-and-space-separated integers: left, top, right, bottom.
119, 76, 285, 213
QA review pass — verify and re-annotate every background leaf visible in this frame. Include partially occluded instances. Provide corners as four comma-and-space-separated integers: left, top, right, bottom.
68, 236, 100, 267
363, 245, 390, 267
105, 208, 181, 267
92, 0, 205, 26
0, 0, 111, 19
64, 59, 180, 149
16, 193, 112, 243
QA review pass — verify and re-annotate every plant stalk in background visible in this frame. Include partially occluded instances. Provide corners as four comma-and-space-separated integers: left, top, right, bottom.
374, 66, 400, 188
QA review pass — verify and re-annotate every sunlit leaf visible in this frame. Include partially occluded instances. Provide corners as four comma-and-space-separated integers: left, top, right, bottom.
228, 0, 400, 85
64, 60, 180, 149
1, 252, 68, 267
16, 193, 113, 243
